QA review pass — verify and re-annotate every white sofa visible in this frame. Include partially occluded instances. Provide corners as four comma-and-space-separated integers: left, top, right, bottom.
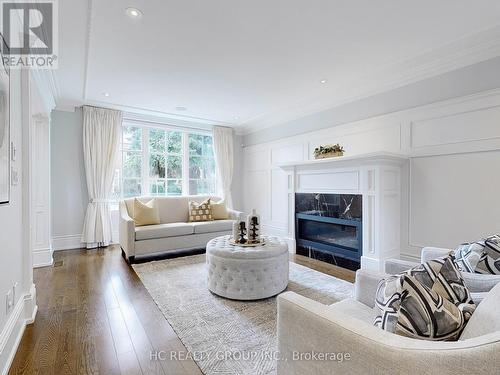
277, 269, 500, 375
119, 195, 243, 263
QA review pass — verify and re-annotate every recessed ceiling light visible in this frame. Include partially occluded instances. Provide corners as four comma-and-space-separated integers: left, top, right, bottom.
320, 79, 327, 84
126, 7, 143, 18
175, 106, 187, 111
233, 116, 240, 120
102, 92, 110, 97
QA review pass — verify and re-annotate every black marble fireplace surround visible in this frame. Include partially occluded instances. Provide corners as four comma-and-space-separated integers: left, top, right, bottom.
295, 193, 362, 271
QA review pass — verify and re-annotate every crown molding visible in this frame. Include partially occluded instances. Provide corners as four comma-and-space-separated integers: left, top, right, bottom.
240, 24, 500, 135
54, 99, 237, 132
29, 69, 59, 113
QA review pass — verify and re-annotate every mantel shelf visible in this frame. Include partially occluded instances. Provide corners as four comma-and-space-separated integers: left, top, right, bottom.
276, 151, 408, 169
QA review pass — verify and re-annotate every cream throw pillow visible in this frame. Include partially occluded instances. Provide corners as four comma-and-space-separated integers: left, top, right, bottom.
188, 198, 213, 222
133, 198, 160, 226
211, 199, 229, 220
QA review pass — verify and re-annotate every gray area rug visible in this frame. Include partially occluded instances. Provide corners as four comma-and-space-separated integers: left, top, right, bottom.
133, 254, 353, 375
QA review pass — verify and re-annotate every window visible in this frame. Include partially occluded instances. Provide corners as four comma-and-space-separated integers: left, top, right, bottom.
188, 134, 216, 195
118, 122, 216, 198
122, 126, 143, 197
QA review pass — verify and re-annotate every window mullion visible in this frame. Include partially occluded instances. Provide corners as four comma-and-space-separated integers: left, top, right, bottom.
182, 132, 189, 195
163, 131, 170, 195
142, 129, 149, 196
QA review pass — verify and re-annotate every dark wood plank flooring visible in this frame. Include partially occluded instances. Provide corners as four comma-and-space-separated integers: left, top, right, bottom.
9, 245, 355, 375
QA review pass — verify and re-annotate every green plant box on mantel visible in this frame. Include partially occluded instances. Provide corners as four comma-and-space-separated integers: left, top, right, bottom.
314, 151, 344, 159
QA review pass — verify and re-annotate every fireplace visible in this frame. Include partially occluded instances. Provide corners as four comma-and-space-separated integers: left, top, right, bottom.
278, 152, 406, 272
295, 193, 362, 271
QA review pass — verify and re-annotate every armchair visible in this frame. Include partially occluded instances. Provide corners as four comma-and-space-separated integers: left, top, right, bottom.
385, 247, 500, 294
277, 269, 500, 375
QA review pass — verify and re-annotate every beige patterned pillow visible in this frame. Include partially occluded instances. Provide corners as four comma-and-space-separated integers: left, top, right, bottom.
188, 198, 213, 222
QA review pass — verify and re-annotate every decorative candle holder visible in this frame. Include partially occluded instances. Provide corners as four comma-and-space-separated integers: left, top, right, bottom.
232, 221, 240, 243
246, 209, 261, 244
238, 221, 247, 244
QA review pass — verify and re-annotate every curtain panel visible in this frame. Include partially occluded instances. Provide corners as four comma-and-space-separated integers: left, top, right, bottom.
212, 126, 234, 208
81, 105, 122, 248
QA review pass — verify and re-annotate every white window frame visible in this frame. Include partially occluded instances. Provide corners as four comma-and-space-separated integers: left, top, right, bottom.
119, 119, 216, 198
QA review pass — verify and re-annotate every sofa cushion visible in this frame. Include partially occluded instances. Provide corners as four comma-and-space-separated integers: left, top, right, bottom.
132, 198, 160, 226
460, 282, 500, 340
135, 223, 194, 241
188, 199, 213, 222
211, 199, 229, 220
193, 220, 233, 234
328, 299, 376, 325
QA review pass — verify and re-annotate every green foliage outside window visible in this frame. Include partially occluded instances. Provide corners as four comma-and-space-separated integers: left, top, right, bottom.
119, 125, 216, 198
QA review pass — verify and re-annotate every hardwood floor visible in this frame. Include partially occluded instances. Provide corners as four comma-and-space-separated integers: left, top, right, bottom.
9, 246, 355, 375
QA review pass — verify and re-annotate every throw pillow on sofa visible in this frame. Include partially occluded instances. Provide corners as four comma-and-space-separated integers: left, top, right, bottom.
189, 198, 213, 222
133, 198, 160, 226
374, 255, 476, 341
211, 200, 229, 220
454, 234, 500, 275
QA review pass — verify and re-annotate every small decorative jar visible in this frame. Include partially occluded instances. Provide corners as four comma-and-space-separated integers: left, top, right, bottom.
238, 221, 247, 244
246, 209, 261, 244
232, 221, 240, 243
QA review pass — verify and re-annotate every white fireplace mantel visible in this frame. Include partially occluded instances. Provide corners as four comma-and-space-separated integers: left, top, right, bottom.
278, 152, 408, 272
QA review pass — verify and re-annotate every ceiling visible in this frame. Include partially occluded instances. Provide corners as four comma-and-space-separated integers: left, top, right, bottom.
55, 0, 500, 133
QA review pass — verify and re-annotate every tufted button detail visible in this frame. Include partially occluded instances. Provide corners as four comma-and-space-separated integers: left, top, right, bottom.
206, 235, 289, 300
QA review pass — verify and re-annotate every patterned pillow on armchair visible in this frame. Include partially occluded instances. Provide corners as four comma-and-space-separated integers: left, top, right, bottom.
454, 234, 500, 275
374, 255, 476, 341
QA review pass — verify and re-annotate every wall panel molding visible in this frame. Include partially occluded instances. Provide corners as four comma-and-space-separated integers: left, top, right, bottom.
243, 88, 500, 259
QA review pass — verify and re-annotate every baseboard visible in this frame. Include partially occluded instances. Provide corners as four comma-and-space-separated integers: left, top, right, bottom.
360, 256, 382, 272
51, 234, 83, 251
33, 246, 54, 268
52, 234, 119, 251
0, 284, 37, 375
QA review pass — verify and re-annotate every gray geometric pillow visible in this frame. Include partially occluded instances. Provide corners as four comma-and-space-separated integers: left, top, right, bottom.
454, 234, 500, 275
406, 255, 473, 304
374, 274, 475, 341
481, 234, 500, 274
374, 255, 476, 341
454, 242, 485, 273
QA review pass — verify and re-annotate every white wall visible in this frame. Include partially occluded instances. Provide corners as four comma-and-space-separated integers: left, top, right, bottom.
50, 108, 88, 250
242, 89, 500, 260
231, 134, 244, 211
0, 70, 37, 374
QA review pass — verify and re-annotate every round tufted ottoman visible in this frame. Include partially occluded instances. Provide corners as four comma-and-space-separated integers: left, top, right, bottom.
206, 235, 289, 300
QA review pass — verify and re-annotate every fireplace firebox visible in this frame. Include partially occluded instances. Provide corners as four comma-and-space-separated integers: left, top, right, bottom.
295, 193, 362, 271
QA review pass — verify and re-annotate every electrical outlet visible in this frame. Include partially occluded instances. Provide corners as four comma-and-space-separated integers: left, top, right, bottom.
6, 290, 12, 314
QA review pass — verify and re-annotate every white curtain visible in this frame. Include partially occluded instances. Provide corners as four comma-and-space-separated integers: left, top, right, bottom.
213, 126, 234, 208
81, 106, 122, 248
